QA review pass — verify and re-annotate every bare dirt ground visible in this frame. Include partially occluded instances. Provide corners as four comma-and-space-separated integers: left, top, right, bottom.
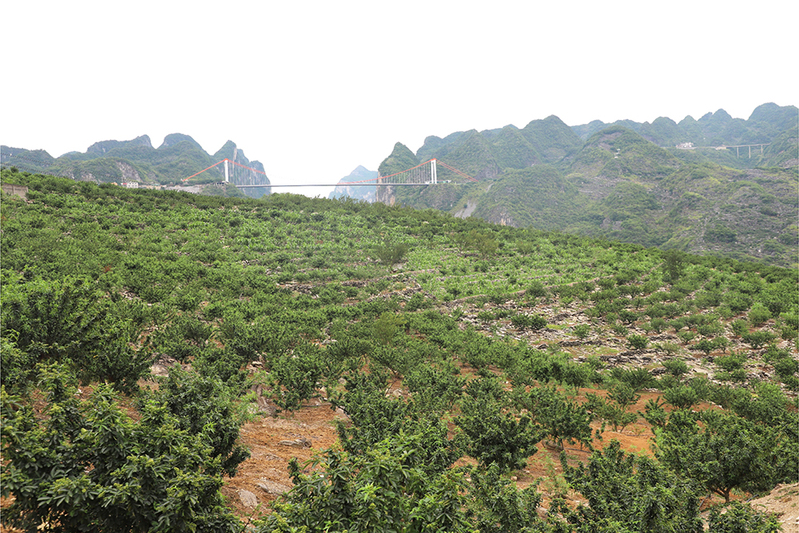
748, 484, 799, 533
219, 385, 795, 530
3, 384, 793, 532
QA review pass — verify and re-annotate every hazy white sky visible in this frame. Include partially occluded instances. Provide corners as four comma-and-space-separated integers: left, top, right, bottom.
2, 0, 796, 197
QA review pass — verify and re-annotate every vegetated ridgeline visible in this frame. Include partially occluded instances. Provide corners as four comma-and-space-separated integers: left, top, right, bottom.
377, 102, 798, 268
0, 134, 271, 197
1, 166, 796, 531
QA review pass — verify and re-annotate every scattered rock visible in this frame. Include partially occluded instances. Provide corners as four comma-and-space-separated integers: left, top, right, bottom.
239, 489, 258, 508
278, 437, 312, 448
150, 355, 179, 377
257, 479, 291, 495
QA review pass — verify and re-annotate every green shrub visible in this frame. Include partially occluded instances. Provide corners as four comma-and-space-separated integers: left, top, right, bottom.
610, 367, 658, 390
663, 385, 699, 409
648, 317, 668, 333
525, 280, 548, 298
266, 341, 327, 412
697, 321, 724, 337
611, 323, 629, 336
708, 501, 781, 533
511, 313, 547, 331
715, 352, 747, 372
560, 440, 702, 531
258, 434, 470, 533
731, 318, 749, 337
693, 339, 716, 356
375, 239, 410, 270
456, 395, 541, 472
573, 324, 591, 339
742, 330, 776, 349
0, 364, 242, 532
523, 385, 592, 450
748, 303, 772, 327
662, 359, 689, 379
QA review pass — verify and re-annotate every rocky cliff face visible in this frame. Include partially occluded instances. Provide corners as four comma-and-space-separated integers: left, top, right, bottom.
212, 141, 271, 198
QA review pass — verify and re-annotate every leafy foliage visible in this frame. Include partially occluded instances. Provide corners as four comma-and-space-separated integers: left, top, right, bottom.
456, 392, 542, 472
0, 275, 150, 393
523, 385, 593, 450
257, 435, 471, 533
1, 364, 242, 532
560, 440, 703, 532
708, 501, 782, 532
374, 237, 410, 270
655, 409, 795, 502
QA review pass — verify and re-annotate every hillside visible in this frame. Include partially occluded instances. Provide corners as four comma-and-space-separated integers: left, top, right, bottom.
378, 104, 798, 267
0, 134, 271, 197
2, 169, 797, 531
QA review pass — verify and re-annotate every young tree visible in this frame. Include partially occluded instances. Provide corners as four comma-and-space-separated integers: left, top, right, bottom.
266, 341, 327, 413
374, 238, 410, 271
662, 358, 689, 379
655, 409, 781, 502
1, 275, 150, 393
662, 249, 685, 282
468, 463, 555, 533
559, 440, 703, 532
257, 434, 471, 533
456, 394, 542, 472
150, 367, 250, 476
1, 364, 242, 532
626, 334, 649, 350
524, 385, 592, 450
708, 502, 781, 533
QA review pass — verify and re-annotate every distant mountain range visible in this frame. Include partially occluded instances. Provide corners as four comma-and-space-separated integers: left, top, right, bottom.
329, 166, 378, 202
1, 134, 271, 198
3, 104, 796, 265
374, 103, 798, 266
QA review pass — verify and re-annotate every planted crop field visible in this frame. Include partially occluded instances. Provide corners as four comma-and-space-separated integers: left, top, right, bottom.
2, 170, 797, 532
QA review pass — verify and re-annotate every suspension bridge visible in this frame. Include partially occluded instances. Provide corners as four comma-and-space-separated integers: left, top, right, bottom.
182, 158, 476, 188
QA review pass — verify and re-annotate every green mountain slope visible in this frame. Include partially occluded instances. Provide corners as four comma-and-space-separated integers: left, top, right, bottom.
573, 102, 798, 160
471, 165, 588, 229
378, 142, 419, 177
519, 115, 583, 164
379, 104, 798, 266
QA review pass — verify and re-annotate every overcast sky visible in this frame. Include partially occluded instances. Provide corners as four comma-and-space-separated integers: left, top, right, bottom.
3, 0, 796, 197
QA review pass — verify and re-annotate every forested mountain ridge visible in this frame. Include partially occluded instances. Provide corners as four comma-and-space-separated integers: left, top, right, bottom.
572, 102, 798, 147
0, 134, 271, 197
1, 169, 797, 531
378, 103, 798, 267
